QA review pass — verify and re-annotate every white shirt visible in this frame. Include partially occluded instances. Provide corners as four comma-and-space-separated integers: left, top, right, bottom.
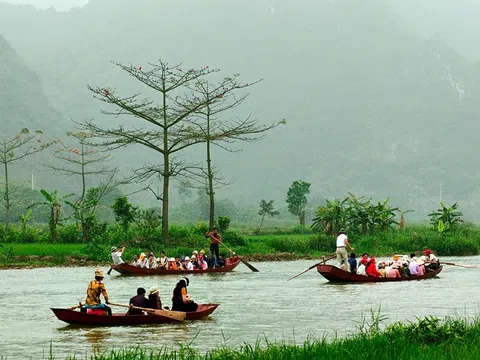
111, 251, 124, 265
336, 234, 348, 247
356, 264, 366, 275
138, 258, 149, 269
185, 261, 194, 270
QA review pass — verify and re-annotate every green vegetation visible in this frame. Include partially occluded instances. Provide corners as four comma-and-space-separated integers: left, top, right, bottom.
1, 223, 479, 268
35, 315, 480, 359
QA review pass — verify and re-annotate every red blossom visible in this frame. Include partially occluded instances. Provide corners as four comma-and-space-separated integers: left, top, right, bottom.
177, 68, 182, 72
104, 89, 110, 96
205, 65, 209, 69
139, 66, 142, 70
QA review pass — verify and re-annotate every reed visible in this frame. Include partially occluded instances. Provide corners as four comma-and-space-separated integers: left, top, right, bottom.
34, 316, 480, 360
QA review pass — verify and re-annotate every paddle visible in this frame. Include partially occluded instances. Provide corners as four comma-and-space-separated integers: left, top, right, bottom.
218, 241, 259, 272
109, 302, 186, 322
441, 262, 477, 269
287, 254, 336, 281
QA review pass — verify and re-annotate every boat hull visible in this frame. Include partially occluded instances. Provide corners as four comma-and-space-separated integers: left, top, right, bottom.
51, 304, 219, 326
316, 264, 442, 283
111, 257, 241, 276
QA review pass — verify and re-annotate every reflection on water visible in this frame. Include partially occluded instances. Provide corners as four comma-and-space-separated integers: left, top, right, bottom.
1, 257, 480, 359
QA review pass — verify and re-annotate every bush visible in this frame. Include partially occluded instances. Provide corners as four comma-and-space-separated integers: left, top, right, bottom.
307, 235, 334, 252
268, 236, 308, 253
222, 230, 246, 247
58, 225, 81, 243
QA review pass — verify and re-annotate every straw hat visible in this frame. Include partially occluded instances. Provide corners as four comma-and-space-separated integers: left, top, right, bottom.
149, 286, 159, 295
94, 269, 104, 277
139, 252, 146, 259
417, 259, 425, 266
111, 246, 118, 252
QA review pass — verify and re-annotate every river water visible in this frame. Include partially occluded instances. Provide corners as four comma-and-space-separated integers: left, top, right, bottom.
1, 257, 480, 359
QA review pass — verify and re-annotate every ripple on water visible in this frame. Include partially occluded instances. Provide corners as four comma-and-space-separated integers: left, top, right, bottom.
1, 257, 480, 359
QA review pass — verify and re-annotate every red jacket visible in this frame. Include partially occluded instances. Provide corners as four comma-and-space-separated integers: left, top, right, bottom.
366, 262, 381, 277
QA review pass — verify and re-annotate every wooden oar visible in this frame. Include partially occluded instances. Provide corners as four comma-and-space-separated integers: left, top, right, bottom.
441, 262, 477, 269
218, 241, 259, 272
287, 255, 336, 281
109, 302, 186, 322
107, 267, 113, 275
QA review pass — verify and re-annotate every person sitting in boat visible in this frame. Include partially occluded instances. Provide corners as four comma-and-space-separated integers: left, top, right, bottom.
387, 264, 401, 278
111, 245, 125, 265
423, 249, 439, 270
198, 256, 208, 270
172, 277, 198, 312
335, 228, 354, 269
128, 287, 149, 315
417, 258, 426, 276
366, 257, 381, 277
356, 258, 368, 275
217, 255, 226, 267
85, 269, 111, 315
147, 286, 162, 310
158, 251, 168, 270
184, 256, 194, 270
166, 257, 177, 270
137, 253, 149, 268
408, 253, 419, 275
147, 252, 157, 269
130, 255, 139, 266
191, 255, 199, 269
348, 253, 357, 274
377, 262, 388, 277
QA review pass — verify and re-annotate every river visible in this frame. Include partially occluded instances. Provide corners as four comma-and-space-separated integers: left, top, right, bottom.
1, 257, 479, 359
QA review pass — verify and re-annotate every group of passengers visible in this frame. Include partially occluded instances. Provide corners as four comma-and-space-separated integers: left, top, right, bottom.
342, 250, 439, 278
127, 277, 198, 314
111, 246, 226, 271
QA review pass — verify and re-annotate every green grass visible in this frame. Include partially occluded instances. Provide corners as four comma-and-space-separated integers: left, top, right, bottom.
32, 316, 480, 359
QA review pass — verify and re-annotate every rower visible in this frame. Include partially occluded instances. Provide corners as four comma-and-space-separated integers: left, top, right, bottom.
85, 269, 112, 315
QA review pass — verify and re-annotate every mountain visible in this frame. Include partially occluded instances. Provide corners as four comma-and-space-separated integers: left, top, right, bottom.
0, 34, 66, 137
1, 0, 480, 219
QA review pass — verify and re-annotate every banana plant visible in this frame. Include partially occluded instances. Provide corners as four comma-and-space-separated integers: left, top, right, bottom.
18, 209, 32, 231
428, 202, 463, 233
29, 189, 72, 242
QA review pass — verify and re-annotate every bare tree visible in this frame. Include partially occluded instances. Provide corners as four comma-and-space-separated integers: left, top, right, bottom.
47, 131, 116, 241
0, 128, 52, 234
77, 60, 223, 242
185, 75, 285, 229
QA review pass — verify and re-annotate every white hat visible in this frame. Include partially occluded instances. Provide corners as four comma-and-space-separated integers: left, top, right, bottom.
149, 286, 159, 295
185, 256, 190, 261
193, 250, 199, 255
191, 255, 197, 260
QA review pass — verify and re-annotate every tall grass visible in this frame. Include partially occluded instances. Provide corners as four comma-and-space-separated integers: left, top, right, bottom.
34, 316, 480, 360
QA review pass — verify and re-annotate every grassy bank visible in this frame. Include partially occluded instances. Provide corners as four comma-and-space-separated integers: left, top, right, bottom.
1, 223, 480, 268
34, 316, 480, 359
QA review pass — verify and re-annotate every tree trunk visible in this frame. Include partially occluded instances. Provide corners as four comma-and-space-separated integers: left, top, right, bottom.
3, 161, 9, 236
80, 142, 87, 242
259, 214, 265, 230
161, 150, 170, 243
300, 209, 306, 226
206, 139, 215, 230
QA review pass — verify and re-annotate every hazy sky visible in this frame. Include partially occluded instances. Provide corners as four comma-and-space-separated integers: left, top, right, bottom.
2, 0, 87, 11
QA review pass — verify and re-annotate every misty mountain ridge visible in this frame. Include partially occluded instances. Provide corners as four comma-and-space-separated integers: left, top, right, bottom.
1, 0, 480, 220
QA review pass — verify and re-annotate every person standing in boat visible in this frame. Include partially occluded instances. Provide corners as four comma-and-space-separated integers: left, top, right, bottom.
205, 227, 221, 267
172, 277, 198, 312
335, 229, 354, 269
111, 245, 125, 265
85, 269, 111, 315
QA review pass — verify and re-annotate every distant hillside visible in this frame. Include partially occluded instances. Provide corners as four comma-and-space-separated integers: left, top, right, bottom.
0, 34, 66, 137
1, 0, 480, 218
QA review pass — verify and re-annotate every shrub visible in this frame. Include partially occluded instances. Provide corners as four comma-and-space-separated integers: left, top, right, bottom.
222, 230, 246, 247
268, 236, 308, 253
307, 235, 334, 252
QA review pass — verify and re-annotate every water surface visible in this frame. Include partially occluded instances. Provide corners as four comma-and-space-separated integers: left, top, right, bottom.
1, 257, 479, 359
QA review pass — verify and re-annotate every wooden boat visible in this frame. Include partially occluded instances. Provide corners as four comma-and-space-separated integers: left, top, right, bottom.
316, 264, 443, 283
50, 304, 219, 326
111, 256, 241, 276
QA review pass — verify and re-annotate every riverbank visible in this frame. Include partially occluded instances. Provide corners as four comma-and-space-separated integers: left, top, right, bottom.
1, 224, 479, 268
39, 315, 480, 359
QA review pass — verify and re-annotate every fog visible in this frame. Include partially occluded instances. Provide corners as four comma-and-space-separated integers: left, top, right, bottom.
2, 0, 480, 221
